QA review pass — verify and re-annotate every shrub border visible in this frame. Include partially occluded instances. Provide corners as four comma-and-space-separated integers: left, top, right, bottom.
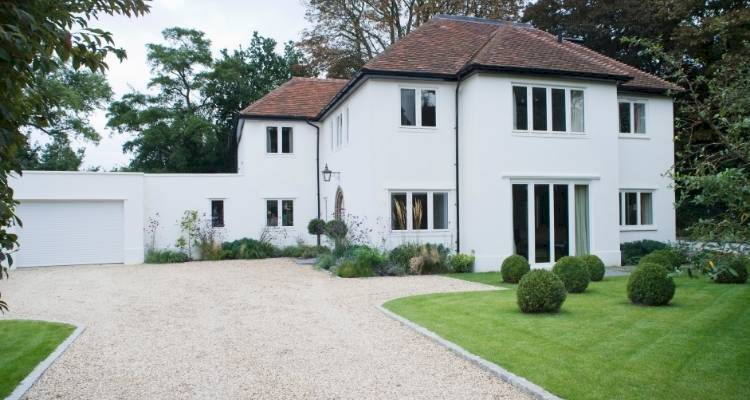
6, 321, 86, 400
377, 304, 561, 400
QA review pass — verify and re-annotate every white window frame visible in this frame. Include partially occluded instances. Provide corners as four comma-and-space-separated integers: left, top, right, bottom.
399, 86, 438, 129
618, 98, 648, 137
512, 83, 586, 136
389, 190, 450, 232
265, 126, 293, 155
619, 190, 656, 230
265, 198, 295, 227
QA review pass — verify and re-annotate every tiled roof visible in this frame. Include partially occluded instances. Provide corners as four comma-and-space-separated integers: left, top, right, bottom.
239, 77, 348, 119
364, 15, 679, 92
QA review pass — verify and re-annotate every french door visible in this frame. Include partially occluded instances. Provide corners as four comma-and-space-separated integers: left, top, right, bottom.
512, 182, 590, 265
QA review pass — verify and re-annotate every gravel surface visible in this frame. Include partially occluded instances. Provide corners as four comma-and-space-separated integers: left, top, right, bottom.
1, 259, 529, 400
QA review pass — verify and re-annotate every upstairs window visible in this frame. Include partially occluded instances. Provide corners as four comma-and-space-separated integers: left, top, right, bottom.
513, 85, 584, 133
211, 200, 224, 228
400, 88, 437, 127
619, 101, 646, 134
619, 191, 653, 226
266, 126, 293, 153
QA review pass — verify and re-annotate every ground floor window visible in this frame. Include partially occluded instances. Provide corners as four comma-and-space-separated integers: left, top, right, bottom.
266, 199, 294, 227
391, 191, 449, 231
211, 200, 224, 227
619, 191, 653, 226
512, 182, 589, 263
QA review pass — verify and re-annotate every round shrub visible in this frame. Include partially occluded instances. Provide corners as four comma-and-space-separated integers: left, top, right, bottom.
580, 254, 606, 282
516, 270, 567, 313
324, 220, 348, 240
307, 218, 326, 236
552, 256, 590, 293
638, 250, 675, 271
501, 255, 530, 283
713, 254, 749, 284
627, 263, 676, 306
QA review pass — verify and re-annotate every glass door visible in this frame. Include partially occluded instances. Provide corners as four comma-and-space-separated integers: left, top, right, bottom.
512, 182, 589, 264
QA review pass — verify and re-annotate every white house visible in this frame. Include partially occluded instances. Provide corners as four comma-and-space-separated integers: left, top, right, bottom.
9, 15, 678, 271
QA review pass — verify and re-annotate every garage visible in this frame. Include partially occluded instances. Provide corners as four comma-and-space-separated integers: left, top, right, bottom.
13, 200, 125, 267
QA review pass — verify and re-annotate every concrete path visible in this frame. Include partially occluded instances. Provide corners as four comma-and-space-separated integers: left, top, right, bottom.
1, 259, 528, 399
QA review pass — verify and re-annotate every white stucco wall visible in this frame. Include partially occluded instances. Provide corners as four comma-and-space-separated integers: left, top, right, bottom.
617, 94, 677, 244
317, 78, 457, 250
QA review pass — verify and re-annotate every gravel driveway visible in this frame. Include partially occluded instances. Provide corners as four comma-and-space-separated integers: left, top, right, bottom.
2, 259, 528, 399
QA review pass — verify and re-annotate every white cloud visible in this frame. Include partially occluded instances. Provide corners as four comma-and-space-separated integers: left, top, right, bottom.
80, 0, 310, 170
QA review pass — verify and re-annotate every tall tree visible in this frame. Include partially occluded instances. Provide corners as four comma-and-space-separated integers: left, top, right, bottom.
300, 0, 526, 77
20, 135, 85, 171
0, 0, 149, 309
107, 28, 219, 173
19, 64, 113, 171
110, 30, 313, 173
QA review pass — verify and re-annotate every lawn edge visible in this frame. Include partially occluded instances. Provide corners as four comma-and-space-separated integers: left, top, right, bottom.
6, 323, 86, 400
377, 304, 562, 400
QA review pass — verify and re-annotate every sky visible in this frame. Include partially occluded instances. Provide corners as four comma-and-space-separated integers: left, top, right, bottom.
67, 0, 310, 170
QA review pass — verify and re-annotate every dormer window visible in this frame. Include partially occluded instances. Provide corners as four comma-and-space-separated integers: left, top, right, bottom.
266, 126, 293, 154
618, 101, 646, 134
400, 88, 437, 127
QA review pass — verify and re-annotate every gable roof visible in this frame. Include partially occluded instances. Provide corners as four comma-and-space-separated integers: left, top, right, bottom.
239, 77, 348, 119
241, 15, 678, 121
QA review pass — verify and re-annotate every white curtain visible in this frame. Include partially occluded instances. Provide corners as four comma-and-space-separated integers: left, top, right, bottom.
575, 185, 590, 255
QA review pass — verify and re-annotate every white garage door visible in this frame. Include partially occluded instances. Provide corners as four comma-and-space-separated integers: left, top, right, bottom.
13, 201, 124, 267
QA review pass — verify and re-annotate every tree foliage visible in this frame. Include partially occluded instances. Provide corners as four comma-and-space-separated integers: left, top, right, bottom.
108, 29, 312, 172
300, 0, 525, 77
20, 135, 85, 171
0, 1, 149, 301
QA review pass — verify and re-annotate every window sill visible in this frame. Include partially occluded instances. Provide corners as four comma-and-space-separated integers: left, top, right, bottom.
398, 125, 439, 132
618, 133, 649, 140
620, 225, 658, 232
389, 229, 451, 234
512, 131, 587, 139
265, 153, 295, 157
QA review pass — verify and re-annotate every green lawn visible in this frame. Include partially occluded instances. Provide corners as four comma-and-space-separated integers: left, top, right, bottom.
385, 276, 750, 400
0, 320, 76, 398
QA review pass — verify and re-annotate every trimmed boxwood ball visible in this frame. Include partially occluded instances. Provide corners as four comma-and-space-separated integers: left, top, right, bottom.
639, 250, 676, 271
627, 263, 676, 306
516, 269, 567, 313
552, 256, 590, 293
501, 255, 530, 283
580, 254, 606, 281
713, 254, 749, 284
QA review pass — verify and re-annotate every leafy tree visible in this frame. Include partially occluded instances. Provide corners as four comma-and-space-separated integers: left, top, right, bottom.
522, 1, 750, 77
18, 64, 113, 171
300, 0, 525, 77
0, 0, 149, 307
107, 28, 220, 172
21, 135, 85, 171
